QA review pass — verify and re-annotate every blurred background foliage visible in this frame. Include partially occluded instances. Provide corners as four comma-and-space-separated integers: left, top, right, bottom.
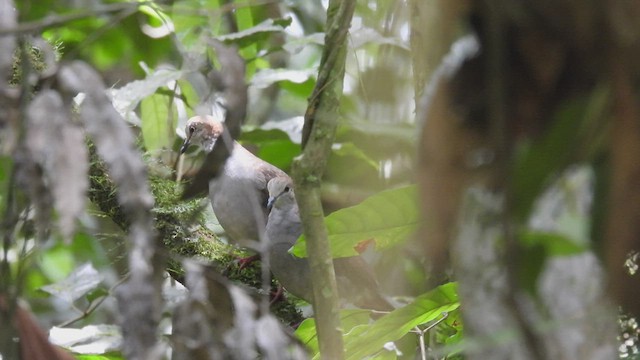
2, 0, 639, 359
5, 0, 428, 358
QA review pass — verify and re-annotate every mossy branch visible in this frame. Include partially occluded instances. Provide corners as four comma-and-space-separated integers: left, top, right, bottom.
88, 146, 303, 325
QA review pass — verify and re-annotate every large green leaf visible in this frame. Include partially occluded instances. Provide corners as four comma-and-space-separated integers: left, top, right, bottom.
41, 263, 103, 303
231, 5, 257, 74
280, 77, 317, 98
325, 142, 381, 187
295, 309, 372, 356
240, 128, 300, 171
141, 91, 177, 152
342, 283, 460, 360
39, 243, 76, 282
336, 121, 416, 160
292, 185, 419, 258
176, 79, 200, 117
331, 142, 379, 171
110, 67, 183, 126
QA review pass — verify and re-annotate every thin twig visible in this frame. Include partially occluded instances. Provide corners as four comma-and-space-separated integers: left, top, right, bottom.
57, 275, 129, 328
411, 312, 449, 360
0, 3, 141, 35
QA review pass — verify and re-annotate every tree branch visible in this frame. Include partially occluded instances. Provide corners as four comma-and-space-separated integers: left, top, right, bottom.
0, 3, 138, 36
292, 1, 355, 359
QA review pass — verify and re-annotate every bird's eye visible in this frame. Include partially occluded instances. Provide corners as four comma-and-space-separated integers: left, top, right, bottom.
284, 186, 290, 192
189, 126, 195, 134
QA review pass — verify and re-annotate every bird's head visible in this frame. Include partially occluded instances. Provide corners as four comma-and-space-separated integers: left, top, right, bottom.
267, 176, 295, 210
180, 115, 224, 154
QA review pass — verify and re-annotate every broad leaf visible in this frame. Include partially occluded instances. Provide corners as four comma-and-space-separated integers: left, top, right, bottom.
240, 128, 300, 171
141, 91, 177, 152
295, 309, 373, 356
110, 67, 183, 126
50, 324, 122, 354
343, 283, 460, 360
331, 142, 379, 171
261, 117, 304, 144
176, 79, 199, 117
325, 142, 381, 187
336, 121, 416, 160
292, 185, 419, 258
40, 244, 76, 282
41, 263, 103, 303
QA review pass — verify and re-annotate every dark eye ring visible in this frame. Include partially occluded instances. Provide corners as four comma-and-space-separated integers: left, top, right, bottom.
284, 186, 290, 192
189, 126, 195, 134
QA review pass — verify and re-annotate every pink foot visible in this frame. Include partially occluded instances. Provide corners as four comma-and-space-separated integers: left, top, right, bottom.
237, 254, 260, 270
269, 285, 285, 306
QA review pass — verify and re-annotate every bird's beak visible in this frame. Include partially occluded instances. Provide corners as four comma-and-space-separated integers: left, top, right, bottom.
267, 196, 276, 210
180, 135, 191, 154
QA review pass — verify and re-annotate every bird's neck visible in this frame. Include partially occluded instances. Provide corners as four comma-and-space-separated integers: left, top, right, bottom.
269, 205, 302, 246
202, 136, 216, 152
203, 137, 245, 155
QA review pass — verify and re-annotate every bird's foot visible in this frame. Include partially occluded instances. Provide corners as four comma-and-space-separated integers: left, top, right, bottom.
237, 254, 260, 270
269, 285, 285, 306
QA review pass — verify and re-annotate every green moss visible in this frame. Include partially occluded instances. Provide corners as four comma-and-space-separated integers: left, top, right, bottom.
10, 40, 62, 86
88, 146, 303, 324
88, 157, 128, 228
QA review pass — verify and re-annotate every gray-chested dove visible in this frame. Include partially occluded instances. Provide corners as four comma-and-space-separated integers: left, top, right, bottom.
181, 115, 290, 249
265, 176, 393, 311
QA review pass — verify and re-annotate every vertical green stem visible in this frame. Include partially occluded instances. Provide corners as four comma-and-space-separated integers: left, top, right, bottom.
291, 0, 355, 359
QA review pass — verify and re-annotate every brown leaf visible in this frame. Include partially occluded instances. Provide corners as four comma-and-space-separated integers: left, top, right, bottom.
0, 296, 76, 360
